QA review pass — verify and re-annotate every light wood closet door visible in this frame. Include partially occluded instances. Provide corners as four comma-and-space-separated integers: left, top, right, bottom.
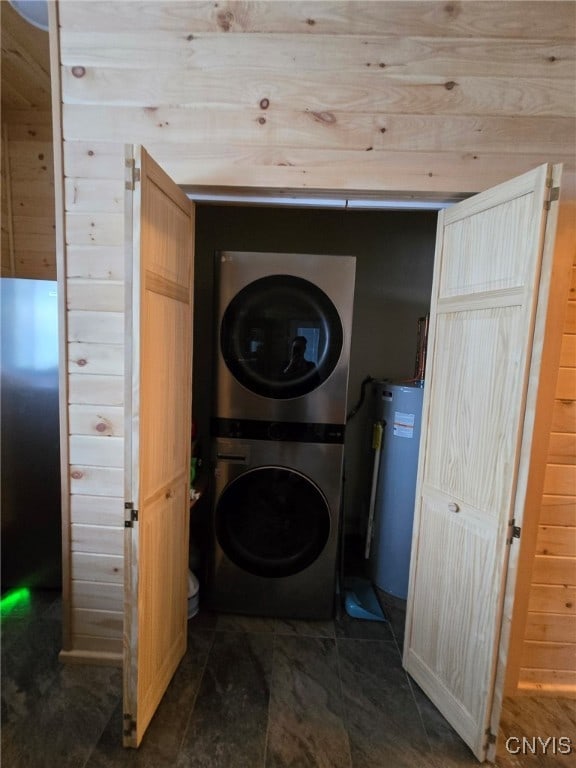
123, 146, 194, 747
404, 165, 561, 761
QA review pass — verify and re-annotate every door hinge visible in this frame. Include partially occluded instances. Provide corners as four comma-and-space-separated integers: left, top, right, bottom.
124, 502, 138, 527
485, 728, 497, 749
125, 158, 141, 191
544, 186, 560, 210
506, 518, 521, 544
123, 713, 137, 737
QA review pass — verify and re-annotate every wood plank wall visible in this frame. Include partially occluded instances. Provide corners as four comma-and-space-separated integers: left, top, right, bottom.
1, 5, 55, 279
52, 1, 576, 663
519, 241, 576, 695
64, 141, 126, 658
57, 0, 576, 196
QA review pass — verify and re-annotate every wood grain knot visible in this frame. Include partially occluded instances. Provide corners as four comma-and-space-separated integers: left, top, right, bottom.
77, 358, 87, 367
259, 98, 270, 110
95, 422, 108, 433
71, 66, 86, 78
444, 81, 457, 91
444, 3, 460, 17
71, 470, 83, 480
309, 111, 336, 125
258, 116, 266, 125
217, 11, 233, 31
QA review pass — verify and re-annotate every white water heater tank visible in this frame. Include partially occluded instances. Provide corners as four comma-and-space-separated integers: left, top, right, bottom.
369, 381, 424, 600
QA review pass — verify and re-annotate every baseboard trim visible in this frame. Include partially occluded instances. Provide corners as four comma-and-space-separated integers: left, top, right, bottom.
59, 649, 123, 667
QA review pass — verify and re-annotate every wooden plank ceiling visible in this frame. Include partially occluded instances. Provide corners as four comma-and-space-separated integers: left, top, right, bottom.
1, 1, 51, 111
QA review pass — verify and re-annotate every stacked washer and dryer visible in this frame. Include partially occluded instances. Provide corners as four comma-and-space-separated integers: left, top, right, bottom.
207, 251, 356, 619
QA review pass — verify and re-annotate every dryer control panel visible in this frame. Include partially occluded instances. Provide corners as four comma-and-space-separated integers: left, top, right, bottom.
212, 417, 345, 444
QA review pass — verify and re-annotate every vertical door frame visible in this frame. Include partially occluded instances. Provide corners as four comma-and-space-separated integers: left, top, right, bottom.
48, 0, 73, 653
123, 143, 140, 732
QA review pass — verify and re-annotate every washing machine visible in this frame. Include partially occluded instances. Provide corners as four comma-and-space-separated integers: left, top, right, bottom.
214, 251, 356, 425
206, 425, 346, 619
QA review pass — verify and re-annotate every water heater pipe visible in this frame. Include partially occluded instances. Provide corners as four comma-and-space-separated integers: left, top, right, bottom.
364, 420, 384, 559
414, 314, 430, 382
399, 314, 430, 385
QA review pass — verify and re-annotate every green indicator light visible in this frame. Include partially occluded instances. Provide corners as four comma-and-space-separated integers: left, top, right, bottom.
1, 587, 31, 615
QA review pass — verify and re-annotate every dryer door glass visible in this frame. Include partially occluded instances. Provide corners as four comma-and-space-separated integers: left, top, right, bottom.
215, 466, 330, 577
220, 275, 343, 399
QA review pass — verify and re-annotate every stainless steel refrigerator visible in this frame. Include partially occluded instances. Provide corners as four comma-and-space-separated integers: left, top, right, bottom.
1, 278, 61, 591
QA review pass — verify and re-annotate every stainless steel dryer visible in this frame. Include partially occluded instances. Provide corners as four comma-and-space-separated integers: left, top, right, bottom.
206, 424, 346, 619
215, 251, 356, 425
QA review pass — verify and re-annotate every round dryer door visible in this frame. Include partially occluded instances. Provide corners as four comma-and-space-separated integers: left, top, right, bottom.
215, 466, 331, 578
220, 275, 343, 399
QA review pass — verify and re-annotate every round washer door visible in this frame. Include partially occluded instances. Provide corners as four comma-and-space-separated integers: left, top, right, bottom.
220, 274, 343, 399
215, 466, 331, 578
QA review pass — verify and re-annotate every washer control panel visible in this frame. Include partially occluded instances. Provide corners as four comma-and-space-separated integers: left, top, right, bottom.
212, 417, 345, 444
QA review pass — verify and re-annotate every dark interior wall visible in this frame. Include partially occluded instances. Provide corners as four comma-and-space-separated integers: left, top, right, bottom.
192, 204, 437, 537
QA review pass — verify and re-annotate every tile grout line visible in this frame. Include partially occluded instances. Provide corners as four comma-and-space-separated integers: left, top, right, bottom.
175, 625, 218, 765
334, 634, 356, 768
394, 612, 445, 768
80, 690, 123, 768
261, 626, 277, 768
366, 598, 443, 767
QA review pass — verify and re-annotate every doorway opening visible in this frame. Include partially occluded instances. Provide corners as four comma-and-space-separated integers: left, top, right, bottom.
190, 202, 438, 560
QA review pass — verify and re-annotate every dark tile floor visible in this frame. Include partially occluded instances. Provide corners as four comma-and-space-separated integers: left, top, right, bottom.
2, 589, 574, 768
